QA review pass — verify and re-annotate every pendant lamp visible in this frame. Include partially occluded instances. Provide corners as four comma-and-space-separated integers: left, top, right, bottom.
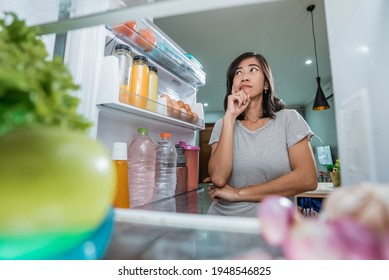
307, 4, 330, 111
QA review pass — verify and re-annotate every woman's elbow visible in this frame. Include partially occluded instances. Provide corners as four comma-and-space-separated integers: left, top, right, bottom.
209, 175, 228, 188
302, 173, 318, 191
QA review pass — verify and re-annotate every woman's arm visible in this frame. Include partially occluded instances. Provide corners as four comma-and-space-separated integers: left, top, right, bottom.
207, 114, 235, 187
208, 137, 317, 201
208, 90, 250, 187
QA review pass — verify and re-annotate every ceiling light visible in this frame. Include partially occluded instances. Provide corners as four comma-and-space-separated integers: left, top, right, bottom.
358, 45, 369, 53
203, 103, 208, 107
305, 59, 312, 65
307, 5, 330, 111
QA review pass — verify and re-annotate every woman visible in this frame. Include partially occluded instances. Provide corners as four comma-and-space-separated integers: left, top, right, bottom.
207, 52, 317, 217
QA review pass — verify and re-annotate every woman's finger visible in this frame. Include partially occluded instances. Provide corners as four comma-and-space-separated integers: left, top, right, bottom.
203, 177, 211, 183
237, 92, 246, 107
237, 90, 249, 106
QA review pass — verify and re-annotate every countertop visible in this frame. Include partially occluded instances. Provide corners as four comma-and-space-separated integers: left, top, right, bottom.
295, 182, 335, 198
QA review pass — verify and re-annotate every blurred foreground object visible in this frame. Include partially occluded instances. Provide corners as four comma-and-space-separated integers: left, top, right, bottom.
0, 12, 91, 136
322, 183, 389, 237
0, 13, 115, 259
0, 127, 116, 259
258, 183, 389, 259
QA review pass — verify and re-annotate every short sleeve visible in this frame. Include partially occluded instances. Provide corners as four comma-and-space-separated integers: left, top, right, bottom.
285, 110, 314, 148
209, 118, 223, 146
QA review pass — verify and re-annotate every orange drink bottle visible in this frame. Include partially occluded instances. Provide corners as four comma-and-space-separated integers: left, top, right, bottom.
130, 55, 149, 109
112, 142, 130, 208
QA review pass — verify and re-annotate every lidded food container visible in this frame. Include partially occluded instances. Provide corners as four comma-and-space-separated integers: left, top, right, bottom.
179, 141, 200, 192
175, 145, 188, 195
113, 44, 133, 103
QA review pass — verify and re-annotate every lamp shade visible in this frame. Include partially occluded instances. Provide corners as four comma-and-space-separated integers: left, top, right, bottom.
307, 5, 330, 111
312, 77, 330, 110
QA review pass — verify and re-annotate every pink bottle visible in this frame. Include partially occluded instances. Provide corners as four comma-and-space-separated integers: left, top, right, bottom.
179, 141, 200, 192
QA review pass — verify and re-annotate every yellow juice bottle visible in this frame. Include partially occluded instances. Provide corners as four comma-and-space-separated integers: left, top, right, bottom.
129, 55, 149, 109
148, 65, 158, 112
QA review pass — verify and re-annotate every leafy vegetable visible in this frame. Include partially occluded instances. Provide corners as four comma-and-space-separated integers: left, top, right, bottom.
0, 12, 92, 136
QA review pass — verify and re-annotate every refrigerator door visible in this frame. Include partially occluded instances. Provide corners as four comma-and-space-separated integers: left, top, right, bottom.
324, 0, 389, 185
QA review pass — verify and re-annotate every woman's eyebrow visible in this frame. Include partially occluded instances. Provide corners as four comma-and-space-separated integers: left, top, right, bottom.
235, 64, 260, 71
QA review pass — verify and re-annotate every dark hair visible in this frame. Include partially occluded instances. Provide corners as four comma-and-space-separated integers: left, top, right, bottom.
223, 52, 285, 119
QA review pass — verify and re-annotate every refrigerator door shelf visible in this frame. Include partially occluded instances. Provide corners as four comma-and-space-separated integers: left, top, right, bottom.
97, 56, 204, 131
107, 18, 205, 87
97, 101, 204, 131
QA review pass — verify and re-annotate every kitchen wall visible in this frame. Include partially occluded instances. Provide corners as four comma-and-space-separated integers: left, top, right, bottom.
305, 99, 338, 173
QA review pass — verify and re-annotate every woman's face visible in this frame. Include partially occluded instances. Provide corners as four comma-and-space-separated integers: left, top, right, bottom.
232, 57, 267, 98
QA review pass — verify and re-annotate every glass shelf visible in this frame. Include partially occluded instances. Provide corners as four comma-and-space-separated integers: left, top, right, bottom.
97, 91, 205, 131
104, 207, 277, 260
97, 55, 204, 131
107, 18, 206, 87
98, 98, 205, 131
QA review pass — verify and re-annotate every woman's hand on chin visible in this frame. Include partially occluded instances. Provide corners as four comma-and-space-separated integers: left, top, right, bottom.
227, 89, 251, 118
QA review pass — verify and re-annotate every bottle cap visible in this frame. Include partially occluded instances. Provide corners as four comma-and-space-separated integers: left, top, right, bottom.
115, 44, 131, 52
179, 140, 200, 151
137, 127, 148, 135
149, 65, 158, 73
112, 142, 128, 160
133, 55, 148, 64
161, 132, 171, 140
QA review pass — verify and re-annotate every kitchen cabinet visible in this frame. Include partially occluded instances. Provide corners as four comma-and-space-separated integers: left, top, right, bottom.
295, 182, 334, 199
295, 182, 334, 216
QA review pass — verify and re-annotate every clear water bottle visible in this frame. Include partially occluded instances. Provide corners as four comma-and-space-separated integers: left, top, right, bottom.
155, 132, 177, 201
127, 128, 156, 208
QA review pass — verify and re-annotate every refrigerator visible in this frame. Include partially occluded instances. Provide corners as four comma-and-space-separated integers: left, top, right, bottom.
3, 0, 388, 260
24, 0, 388, 188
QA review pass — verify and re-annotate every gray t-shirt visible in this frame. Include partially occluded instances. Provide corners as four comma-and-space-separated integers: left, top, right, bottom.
207, 109, 314, 217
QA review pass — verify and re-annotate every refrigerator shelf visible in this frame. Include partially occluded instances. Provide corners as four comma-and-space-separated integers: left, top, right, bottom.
97, 55, 204, 131
98, 100, 204, 131
107, 18, 206, 88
